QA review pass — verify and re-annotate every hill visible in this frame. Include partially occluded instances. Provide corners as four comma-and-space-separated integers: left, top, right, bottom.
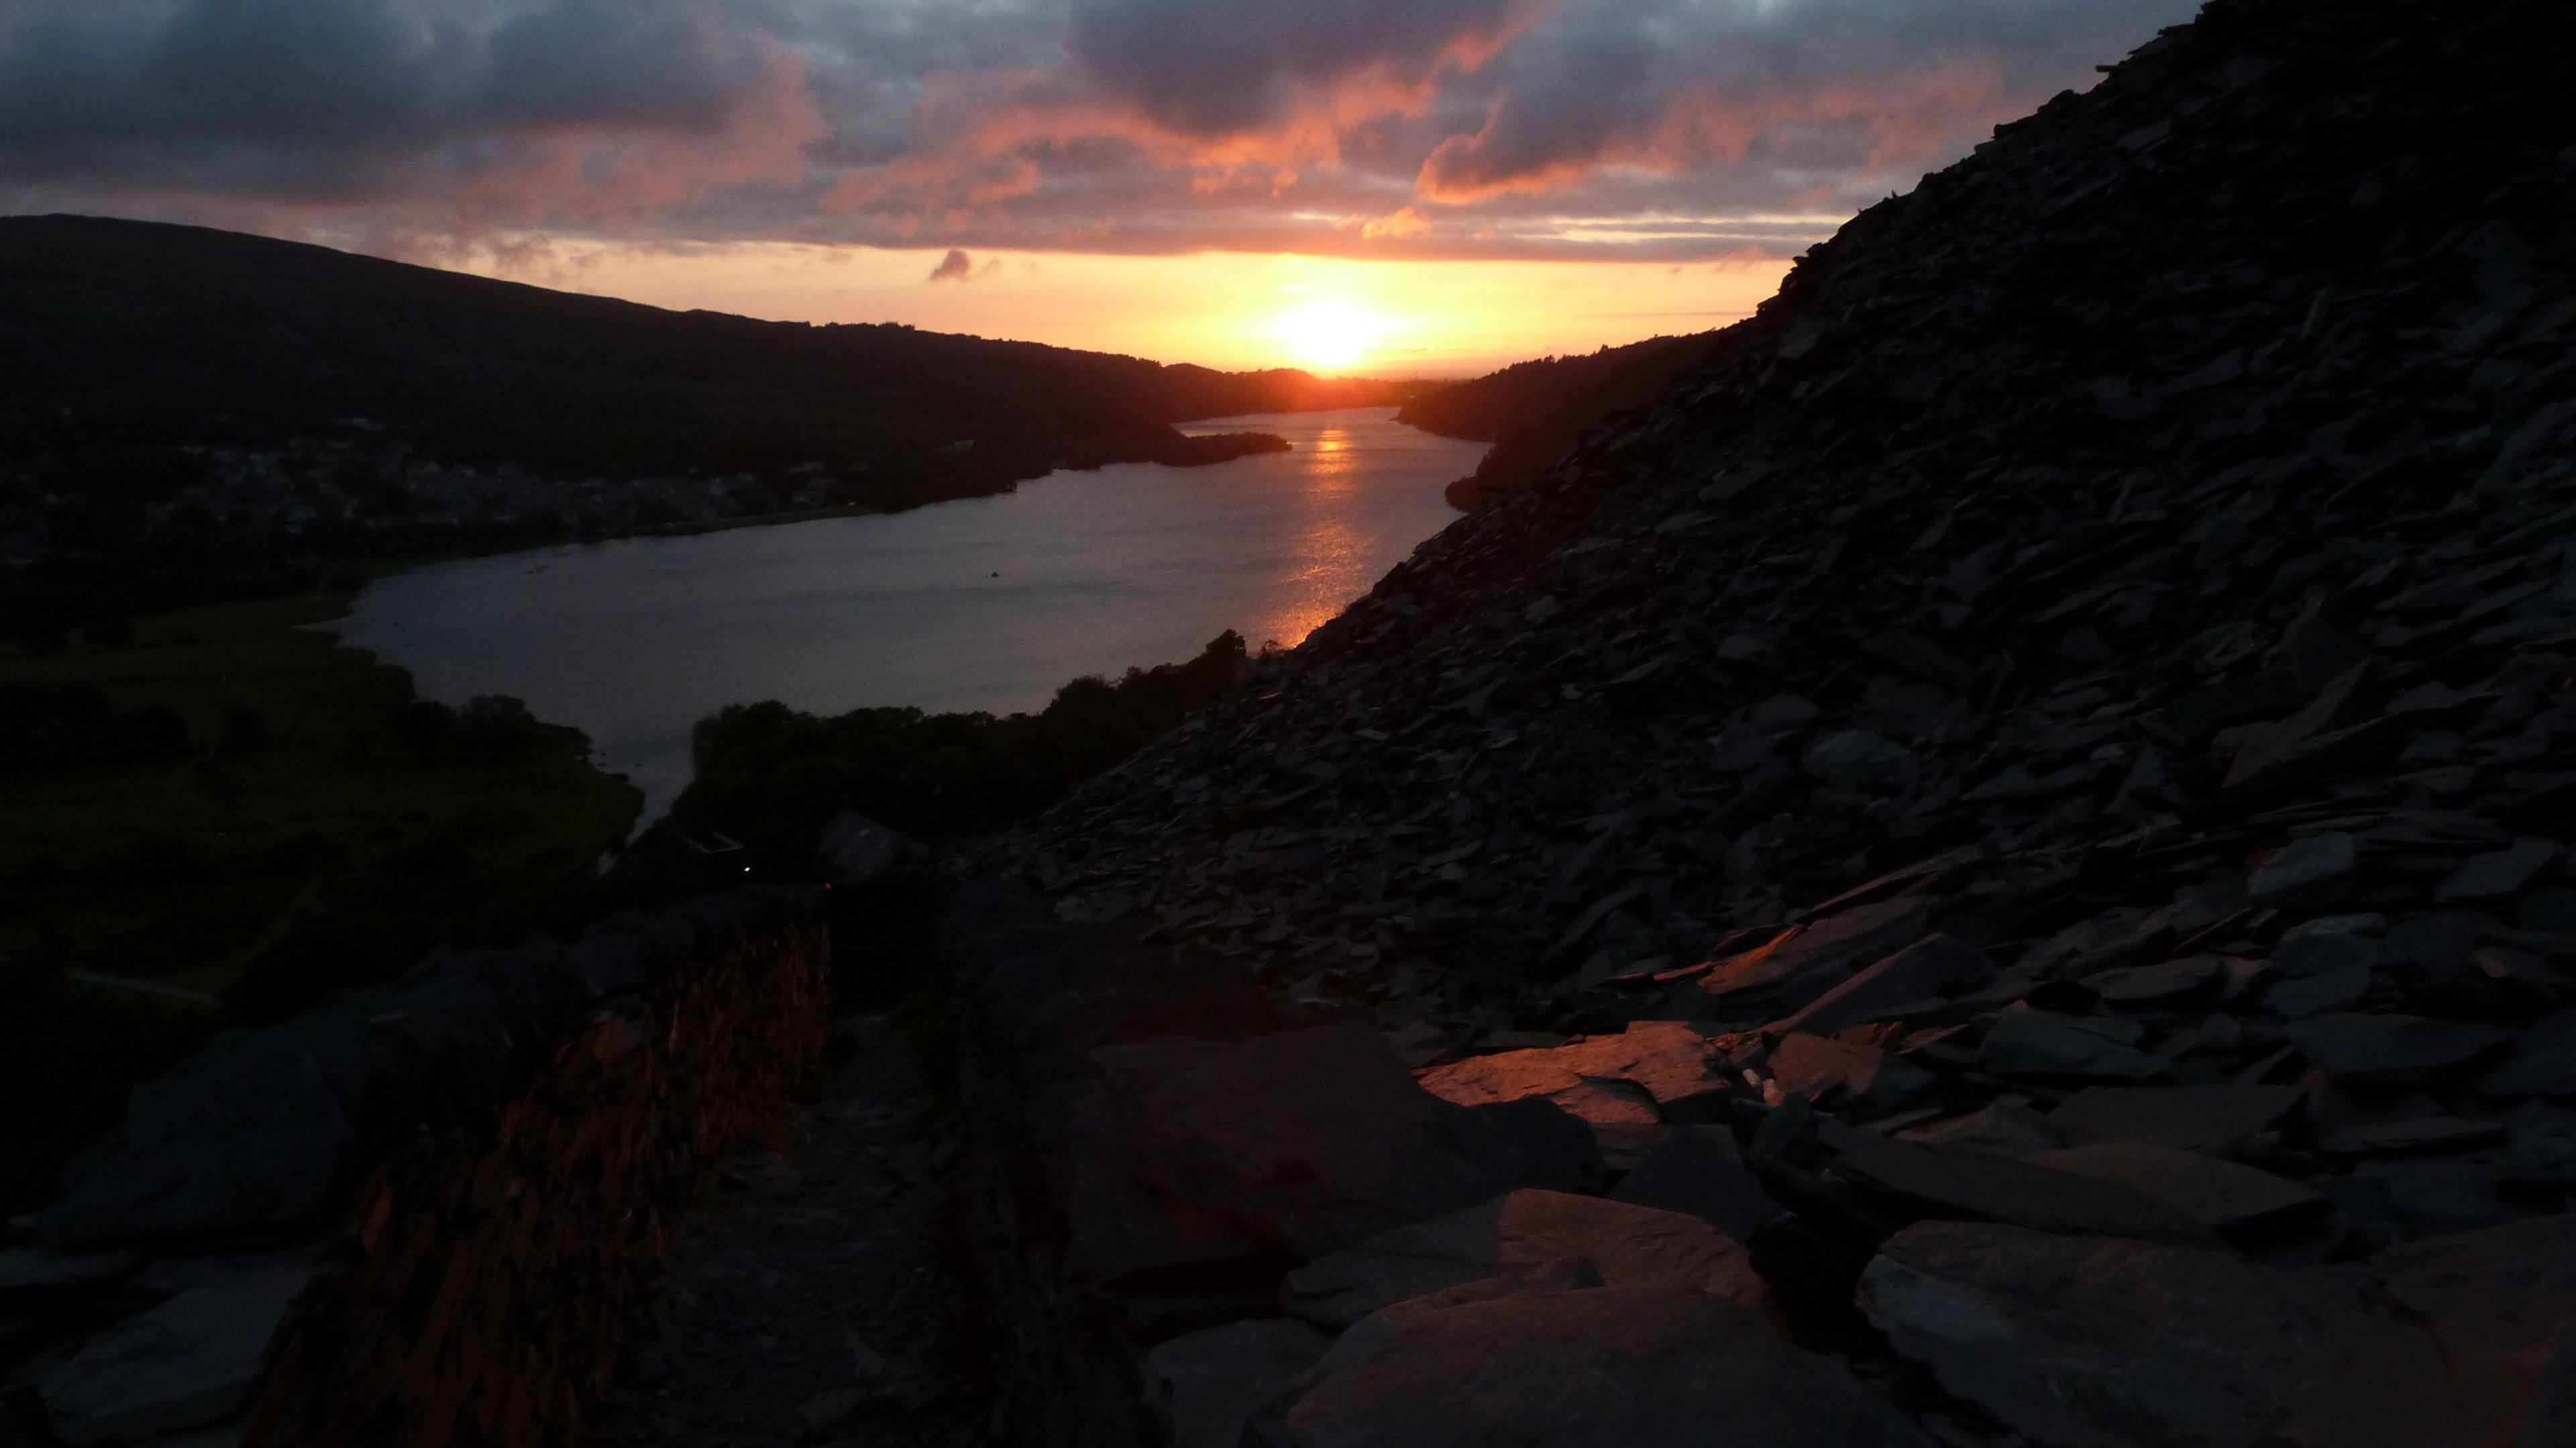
0, 215, 1409, 479
0, 215, 1420, 635
975, 0, 2576, 1436
1396, 333, 1723, 507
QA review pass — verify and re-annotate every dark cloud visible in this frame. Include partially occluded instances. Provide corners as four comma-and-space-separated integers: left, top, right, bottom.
0, 0, 794, 201
927, 246, 973, 280
1064, 0, 1527, 136
0, 0, 2203, 263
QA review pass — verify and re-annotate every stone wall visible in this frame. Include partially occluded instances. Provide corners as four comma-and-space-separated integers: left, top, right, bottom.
0, 886, 830, 1448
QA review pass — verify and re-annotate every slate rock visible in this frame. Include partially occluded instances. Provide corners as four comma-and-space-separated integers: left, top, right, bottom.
1977, 1010, 2164, 1080
2273, 929, 2400, 979
1898, 1100, 2062, 1155
2087, 955, 2221, 1004
1279, 1189, 1768, 1329
34, 1254, 320, 1446
1767, 1033, 1931, 1108
2475, 1002, 2576, 1096
2436, 837, 2563, 902
1818, 1121, 2215, 1243
2314, 1114, 2506, 1157
2248, 832, 2359, 909
1144, 1319, 1336, 1448
2499, 1102, 2576, 1185
2025, 1143, 2328, 1239
1265, 1286, 1931, 1448
1772, 933, 1993, 1037
2285, 1013, 2514, 1084
2047, 1084, 2304, 1151
1801, 731, 1918, 793
2265, 963, 2375, 1018
1681, 899, 1937, 1017
1607, 1125, 1779, 1241
1417, 1021, 1731, 1125
1065, 1021, 1601, 1284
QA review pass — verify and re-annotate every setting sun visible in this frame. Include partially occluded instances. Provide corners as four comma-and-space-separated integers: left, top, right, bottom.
1275, 301, 1383, 372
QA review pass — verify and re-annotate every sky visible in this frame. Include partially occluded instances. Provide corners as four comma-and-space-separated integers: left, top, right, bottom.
0, 0, 2200, 374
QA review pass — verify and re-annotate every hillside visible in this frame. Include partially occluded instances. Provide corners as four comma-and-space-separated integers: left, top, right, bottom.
969, 0, 2576, 1437
1396, 333, 1723, 508
0, 215, 1409, 480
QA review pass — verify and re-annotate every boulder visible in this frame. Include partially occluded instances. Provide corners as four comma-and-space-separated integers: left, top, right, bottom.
1264, 1286, 1930, 1448
1766, 1033, 1931, 1108
38, 1028, 359, 1249
1279, 1189, 1767, 1329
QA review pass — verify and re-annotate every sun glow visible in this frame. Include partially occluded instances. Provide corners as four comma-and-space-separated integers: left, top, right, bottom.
1275, 301, 1383, 372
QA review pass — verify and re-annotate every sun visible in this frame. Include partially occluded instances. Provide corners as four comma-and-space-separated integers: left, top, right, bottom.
1275, 301, 1382, 372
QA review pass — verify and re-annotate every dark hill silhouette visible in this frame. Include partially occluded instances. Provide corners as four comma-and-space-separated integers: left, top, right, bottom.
0, 214, 1413, 486
1396, 333, 1722, 508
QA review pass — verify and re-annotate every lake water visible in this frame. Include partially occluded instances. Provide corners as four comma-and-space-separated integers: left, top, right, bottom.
331, 407, 1485, 821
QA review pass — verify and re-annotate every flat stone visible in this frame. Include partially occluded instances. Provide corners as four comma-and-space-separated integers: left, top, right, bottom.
1269, 1286, 1931, 1448
34, 1254, 321, 1446
0, 1248, 142, 1298
1898, 1100, 2062, 1155
2436, 837, 2563, 902
1608, 1125, 1778, 1241
1977, 1010, 2164, 1080
2475, 1003, 2576, 1096
2025, 1143, 2328, 1239
1417, 1021, 1731, 1125
1145, 1318, 1336, 1448
2249, 832, 2359, 909
2285, 1013, 2514, 1084
1280, 1189, 1768, 1330
2498, 1102, 2576, 1184
1067, 1022, 1603, 1284
1818, 1121, 2216, 1243
2314, 1115, 2508, 1156
1801, 731, 1918, 793
2086, 955, 2221, 1004
1767, 1033, 1931, 1108
1682, 898, 1937, 1016
1770, 933, 1992, 1037
2390, 911, 2486, 974
2047, 1085, 2304, 1151
2265, 963, 2375, 1018
2273, 929, 2398, 978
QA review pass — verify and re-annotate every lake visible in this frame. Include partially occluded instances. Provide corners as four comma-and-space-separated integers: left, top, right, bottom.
331, 407, 1485, 821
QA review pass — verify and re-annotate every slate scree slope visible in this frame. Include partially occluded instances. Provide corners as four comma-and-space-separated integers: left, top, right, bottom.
966, 0, 2576, 1442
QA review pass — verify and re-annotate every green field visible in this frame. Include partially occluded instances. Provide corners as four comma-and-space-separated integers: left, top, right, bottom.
0, 592, 639, 1208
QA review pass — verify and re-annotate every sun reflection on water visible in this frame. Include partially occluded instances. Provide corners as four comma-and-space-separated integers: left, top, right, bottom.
1253, 427, 1368, 646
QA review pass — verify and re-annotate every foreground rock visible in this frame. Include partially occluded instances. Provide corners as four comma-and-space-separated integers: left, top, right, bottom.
1862, 1217, 2576, 1448
1261, 1287, 1929, 1448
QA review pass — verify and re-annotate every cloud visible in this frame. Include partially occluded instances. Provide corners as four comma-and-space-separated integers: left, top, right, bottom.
927, 246, 973, 280
0, 0, 2203, 264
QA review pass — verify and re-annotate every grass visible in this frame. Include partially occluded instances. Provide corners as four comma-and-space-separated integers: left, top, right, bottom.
0, 591, 640, 1210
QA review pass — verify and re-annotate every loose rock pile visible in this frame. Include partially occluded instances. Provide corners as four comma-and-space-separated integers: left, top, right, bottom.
969, 0, 2576, 1441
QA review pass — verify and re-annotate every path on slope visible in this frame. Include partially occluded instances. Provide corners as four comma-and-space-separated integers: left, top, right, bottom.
596, 1014, 989, 1447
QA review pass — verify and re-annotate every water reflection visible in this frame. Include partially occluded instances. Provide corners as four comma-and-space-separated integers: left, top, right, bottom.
335, 407, 1485, 820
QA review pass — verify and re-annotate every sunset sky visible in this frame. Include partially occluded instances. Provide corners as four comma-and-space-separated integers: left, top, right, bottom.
0, 0, 2198, 374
